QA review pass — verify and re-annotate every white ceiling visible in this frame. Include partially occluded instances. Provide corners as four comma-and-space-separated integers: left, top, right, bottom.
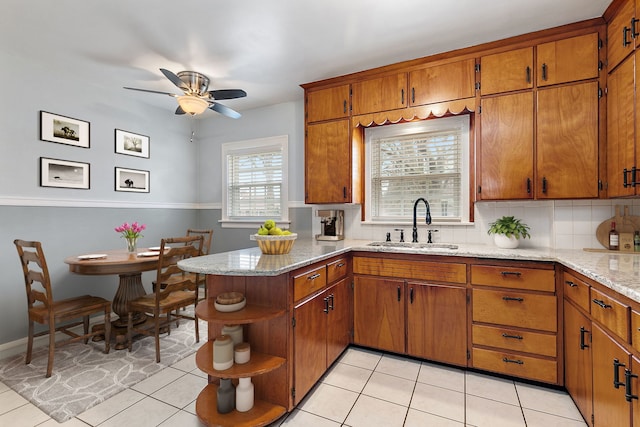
5, 0, 612, 119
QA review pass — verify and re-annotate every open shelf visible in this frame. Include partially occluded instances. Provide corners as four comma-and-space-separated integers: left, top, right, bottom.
196, 341, 286, 378
196, 299, 285, 324
195, 383, 286, 427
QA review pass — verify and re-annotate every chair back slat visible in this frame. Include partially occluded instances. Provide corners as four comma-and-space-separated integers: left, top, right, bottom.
14, 239, 54, 310
154, 236, 203, 302
186, 229, 213, 255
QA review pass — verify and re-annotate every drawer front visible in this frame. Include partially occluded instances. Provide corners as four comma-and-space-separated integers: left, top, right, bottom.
293, 265, 327, 302
472, 324, 556, 357
353, 257, 466, 284
327, 258, 348, 284
472, 288, 557, 332
472, 347, 557, 384
562, 271, 590, 313
632, 310, 640, 353
471, 264, 555, 292
591, 288, 630, 342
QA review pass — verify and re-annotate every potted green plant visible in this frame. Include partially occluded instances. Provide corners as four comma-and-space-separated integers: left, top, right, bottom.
488, 215, 531, 249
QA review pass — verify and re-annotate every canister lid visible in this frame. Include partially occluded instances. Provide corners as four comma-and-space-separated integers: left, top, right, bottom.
234, 342, 250, 352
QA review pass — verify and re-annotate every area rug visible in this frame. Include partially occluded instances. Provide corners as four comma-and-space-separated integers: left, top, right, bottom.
0, 315, 207, 423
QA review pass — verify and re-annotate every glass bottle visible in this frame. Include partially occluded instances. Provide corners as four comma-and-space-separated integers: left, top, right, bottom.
235, 377, 254, 412
216, 378, 235, 414
634, 231, 640, 252
609, 221, 619, 250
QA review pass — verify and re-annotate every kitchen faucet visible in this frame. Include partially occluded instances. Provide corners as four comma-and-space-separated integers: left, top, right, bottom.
412, 197, 432, 243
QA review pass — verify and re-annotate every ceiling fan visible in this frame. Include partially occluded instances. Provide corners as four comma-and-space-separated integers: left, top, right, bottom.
124, 68, 246, 118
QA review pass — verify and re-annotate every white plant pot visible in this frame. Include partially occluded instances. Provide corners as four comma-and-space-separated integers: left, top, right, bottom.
493, 234, 520, 249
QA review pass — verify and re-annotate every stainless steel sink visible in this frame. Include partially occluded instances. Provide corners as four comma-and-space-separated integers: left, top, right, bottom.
367, 241, 458, 250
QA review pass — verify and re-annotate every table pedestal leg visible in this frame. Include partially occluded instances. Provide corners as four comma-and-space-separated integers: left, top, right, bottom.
110, 272, 148, 349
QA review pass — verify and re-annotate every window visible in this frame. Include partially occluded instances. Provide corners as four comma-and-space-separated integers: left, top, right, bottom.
365, 115, 470, 223
221, 135, 288, 227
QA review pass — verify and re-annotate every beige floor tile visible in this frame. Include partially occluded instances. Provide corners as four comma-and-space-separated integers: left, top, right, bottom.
404, 408, 465, 427
417, 361, 465, 392
297, 383, 358, 423
76, 388, 145, 425
170, 354, 199, 373
361, 371, 415, 406
375, 353, 422, 381
0, 388, 28, 415
151, 372, 205, 408
322, 361, 372, 393
338, 347, 382, 370
0, 402, 49, 427
344, 394, 408, 427
522, 408, 588, 427
158, 409, 203, 426
465, 371, 519, 405
280, 409, 342, 426
97, 396, 179, 427
131, 366, 185, 395
409, 382, 465, 423
0, 381, 9, 394
466, 395, 525, 427
39, 417, 91, 426
516, 382, 584, 421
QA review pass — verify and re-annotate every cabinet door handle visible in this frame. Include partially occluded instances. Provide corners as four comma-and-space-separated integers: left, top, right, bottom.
502, 333, 523, 340
625, 369, 639, 402
397, 286, 402, 302
328, 294, 334, 311
614, 359, 626, 389
343, 100, 347, 114
503, 357, 524, 365
411, 87, 415, 104
502, 296, 524, 302
579, 326, 589, 350
307, 273, 321, 281
623, 26, 632, 47
525, 66, 531, 83
624, 168, 630, 188
500, 271, 522, 277
632, 18, 640, 38
526, 178, 531, 194
633, 167, 638, 187
343, 186, 347, 199
592, 299, 612, 309
410, 287, 414, 304
565, 280, 577, 288
541, 63, 548, 81
323, 296, 329, 314
542, 177, 548, 194
401, 88, 405, 105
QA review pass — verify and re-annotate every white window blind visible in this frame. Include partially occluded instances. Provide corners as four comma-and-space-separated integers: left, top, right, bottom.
222, 136, 288, 224
367, 116, 469, 222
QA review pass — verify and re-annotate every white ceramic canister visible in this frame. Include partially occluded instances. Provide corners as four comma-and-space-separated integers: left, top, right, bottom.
222, 324, 243, 346
213, 334, 234, 370
235, 377, 254, 412
234, 342, 251, 364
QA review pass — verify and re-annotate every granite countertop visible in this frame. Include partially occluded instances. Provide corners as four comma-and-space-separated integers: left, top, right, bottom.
178, 238, 640, 304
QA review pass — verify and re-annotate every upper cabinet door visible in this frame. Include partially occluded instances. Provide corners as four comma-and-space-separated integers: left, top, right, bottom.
351, 73, 407, 115
409, 59, 476, 106
306, 85, 350, 123
481, 47, 534, 95
607, 0, 636, 71
536, 33, 599, 87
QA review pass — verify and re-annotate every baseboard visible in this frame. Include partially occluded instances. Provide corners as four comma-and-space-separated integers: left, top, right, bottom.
0, 314, 111, 361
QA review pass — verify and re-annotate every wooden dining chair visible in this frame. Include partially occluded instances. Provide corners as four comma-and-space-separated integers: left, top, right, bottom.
186, 228, 213, 300
14, 239, 112, 378
127, 235, 203, 362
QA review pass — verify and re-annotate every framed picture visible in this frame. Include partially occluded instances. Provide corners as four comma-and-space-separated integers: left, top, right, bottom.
40, 157, 90, 189
115, 129, 150, 158
115, 167, 150, 193
40, 111, 90, 148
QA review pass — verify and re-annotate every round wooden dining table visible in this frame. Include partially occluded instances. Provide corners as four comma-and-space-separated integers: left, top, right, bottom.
64, 248, 161, 348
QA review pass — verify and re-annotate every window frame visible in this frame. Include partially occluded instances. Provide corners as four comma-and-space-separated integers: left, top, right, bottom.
364, 115, 471, 224
220, 135, 289, 229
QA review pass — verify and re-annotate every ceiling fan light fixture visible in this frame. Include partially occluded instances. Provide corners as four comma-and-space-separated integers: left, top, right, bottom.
177, 95, 209, 115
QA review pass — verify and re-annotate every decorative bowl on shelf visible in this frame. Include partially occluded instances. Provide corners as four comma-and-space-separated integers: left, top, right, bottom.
214, 291, 246, 312
250, 233, 298, 255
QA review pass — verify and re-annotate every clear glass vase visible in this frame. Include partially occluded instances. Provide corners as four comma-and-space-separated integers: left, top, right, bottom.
126, 237, 138, 253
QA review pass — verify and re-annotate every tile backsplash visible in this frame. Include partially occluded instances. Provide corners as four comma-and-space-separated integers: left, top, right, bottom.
311, 199, 640, 250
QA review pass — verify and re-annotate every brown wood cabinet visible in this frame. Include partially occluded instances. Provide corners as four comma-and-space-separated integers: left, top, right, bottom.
351, 73, 407, 115
480, 47, 534, 95
536, 33, 600, 87
564, 298, 593, 426
607, 0, 637, 71
306, 85, 350, 123
408, 59, 476, 106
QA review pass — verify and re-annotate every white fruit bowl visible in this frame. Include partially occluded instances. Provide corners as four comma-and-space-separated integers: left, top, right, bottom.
250, 233, 298, 254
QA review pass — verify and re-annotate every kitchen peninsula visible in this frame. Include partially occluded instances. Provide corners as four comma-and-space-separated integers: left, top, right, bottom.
179, 239, 640, 427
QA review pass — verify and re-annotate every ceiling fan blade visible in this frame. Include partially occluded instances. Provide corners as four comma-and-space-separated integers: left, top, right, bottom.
175, 106, 186, 115
210, 102, 241, 119
160, 68, 189, 92
124, 87, 177, 97
208, 89, 247, 100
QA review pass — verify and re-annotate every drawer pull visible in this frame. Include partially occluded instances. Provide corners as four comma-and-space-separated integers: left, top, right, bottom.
625, 369, 639, 402
614, 359, 626, 389
336, 263, 345, 268
565, 280, 577, 288
307, 273, 321, 281
502, 357, 524, 365
502, 333, 523, 340
592, 299, 612, 309
500, 271, 522, 277
502, 296, 524, 302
